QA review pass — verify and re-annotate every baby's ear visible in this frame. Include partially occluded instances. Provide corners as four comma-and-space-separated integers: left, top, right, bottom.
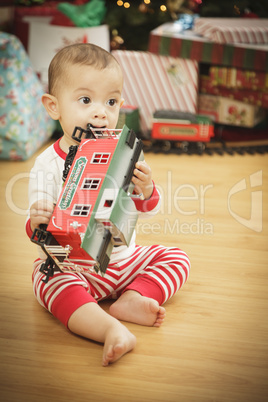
42, 94, 60, 120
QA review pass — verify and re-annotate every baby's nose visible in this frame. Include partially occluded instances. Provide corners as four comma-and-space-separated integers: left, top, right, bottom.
92, 104, 106, 119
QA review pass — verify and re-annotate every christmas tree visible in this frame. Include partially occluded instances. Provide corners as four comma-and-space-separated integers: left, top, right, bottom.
105, 0, 172, 51
199, 0, 268, 18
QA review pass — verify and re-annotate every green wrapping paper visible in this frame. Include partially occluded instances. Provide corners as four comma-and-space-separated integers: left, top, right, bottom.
58, 0, 106, 28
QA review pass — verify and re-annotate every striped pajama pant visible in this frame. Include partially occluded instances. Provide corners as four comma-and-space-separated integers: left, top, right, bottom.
32, 244, 190, 327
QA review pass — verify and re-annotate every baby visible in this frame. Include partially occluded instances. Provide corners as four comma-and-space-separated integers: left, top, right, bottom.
26, 43, 190, 366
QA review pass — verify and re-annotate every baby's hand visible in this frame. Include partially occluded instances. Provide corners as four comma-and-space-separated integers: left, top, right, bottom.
30, 199, 54, 232
132, 161, 154, 200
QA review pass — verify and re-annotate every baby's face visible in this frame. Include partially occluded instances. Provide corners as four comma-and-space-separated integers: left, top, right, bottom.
56, 63, 124, 143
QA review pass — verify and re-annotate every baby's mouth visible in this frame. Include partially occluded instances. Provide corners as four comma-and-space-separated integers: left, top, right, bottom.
86, 124, 107, 137
87, 123, 106, 130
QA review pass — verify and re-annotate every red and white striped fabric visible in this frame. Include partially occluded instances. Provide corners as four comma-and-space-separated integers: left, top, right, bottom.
194, 18, 268, 45
112, 50, 198, 133
32, 244, 190, 326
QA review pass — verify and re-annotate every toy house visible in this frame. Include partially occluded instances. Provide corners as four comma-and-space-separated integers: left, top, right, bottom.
32, 125, 144, 280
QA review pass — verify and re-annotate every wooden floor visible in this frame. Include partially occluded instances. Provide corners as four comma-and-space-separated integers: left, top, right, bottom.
0, 142, 267, 402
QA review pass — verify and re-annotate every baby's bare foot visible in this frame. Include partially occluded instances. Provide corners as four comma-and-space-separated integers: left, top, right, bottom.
109, 290, 166, 327
102, 324, 136, 367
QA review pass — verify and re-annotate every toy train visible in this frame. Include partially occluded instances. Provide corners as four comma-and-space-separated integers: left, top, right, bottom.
151, 110, 214, 151
31, 124, 144, 282
118, 108, 215, 154
118, 108, 267, 155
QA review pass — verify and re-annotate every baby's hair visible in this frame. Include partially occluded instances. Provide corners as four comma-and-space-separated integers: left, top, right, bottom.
48, 43, 121, 95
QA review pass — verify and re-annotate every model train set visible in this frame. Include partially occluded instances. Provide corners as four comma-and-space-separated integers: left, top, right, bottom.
31, 124, 144, 282
119, 109, 268, 156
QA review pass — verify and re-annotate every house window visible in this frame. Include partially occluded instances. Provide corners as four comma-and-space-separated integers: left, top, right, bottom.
81, 178, 101, 190
91, 152, 110, 164
71, 204, 91, 217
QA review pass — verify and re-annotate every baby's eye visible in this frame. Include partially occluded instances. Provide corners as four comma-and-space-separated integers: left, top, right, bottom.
79, 97, 91, 105
107, 99, 117, 107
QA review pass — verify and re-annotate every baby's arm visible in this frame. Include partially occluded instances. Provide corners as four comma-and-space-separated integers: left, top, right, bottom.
29, 199, 55, 232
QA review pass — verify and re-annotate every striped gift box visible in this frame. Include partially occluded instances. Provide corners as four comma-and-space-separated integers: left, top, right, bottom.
112, 50, 198, 133
194, 18, 268, 45
149, 23, 268, 72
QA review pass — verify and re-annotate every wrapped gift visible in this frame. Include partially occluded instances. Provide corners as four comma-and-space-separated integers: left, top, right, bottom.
199, 75, 268, 109
198, 94, 266, 128
112, 50, 198, 134
25, 18, 109, 87
209, 66, 268, 91
149, 22, 268, 72
0, 33, 56, 160
194, 18, 268, 45
14, 3, 61, 51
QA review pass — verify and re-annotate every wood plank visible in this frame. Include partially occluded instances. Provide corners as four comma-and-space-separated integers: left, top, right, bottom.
0, 144, 267, 401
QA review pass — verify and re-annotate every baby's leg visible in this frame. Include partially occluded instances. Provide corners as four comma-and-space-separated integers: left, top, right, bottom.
109, 290, 166, 327
33, 265, 135, 366
68, 302, 136, 366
